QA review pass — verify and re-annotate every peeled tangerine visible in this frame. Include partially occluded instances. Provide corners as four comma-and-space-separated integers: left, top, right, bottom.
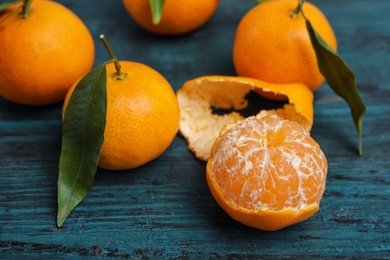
177, 75, 327, 230
207, 115, 327, 231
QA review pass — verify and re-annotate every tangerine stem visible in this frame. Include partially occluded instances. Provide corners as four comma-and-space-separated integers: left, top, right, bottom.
100, 34, 126, 80
21, 0, 32, 18
290, 0, 305, 18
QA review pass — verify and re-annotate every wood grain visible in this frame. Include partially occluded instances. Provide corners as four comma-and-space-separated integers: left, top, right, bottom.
1, 0, 389, 258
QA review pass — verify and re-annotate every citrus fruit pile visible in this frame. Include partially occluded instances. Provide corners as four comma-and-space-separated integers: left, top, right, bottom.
1, 0, 362, 231
176, 0, 340, 230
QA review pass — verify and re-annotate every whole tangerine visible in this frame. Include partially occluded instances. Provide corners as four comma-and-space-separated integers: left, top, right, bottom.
233, 0, 337, 92
0, 0, 95, 105
122, 0, 220, 35
63, 61, 180, 170
206, 115, 328, 231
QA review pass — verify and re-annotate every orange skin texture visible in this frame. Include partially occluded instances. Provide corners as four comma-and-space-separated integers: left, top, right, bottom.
206, 115, 328, 231
122, 0, 220, 35
233, 0, 337, 92
0, 0, 95, 105
63, 61, 180, 170
177, 75, 315, 161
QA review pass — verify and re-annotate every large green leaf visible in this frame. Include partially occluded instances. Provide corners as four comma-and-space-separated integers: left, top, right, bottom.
149, 0, 165, 25
306, 20, 366, 155
57, 63, 108, 227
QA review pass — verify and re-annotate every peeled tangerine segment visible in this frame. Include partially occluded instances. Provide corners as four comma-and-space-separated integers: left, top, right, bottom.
176, 76, 314, 161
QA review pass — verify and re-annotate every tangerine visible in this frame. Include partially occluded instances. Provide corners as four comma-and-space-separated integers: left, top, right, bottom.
233, 0, 337, 92
122, 0, 220, 35
206, 115, 328, 231
0, 0, 95, 105
63, 61, 180, 170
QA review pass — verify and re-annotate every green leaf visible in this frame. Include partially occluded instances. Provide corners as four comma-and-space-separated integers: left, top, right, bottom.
306, 20, 366, 155
255, 0, 268, 3
0, 0, 22, 24
57, 63, 108, 227
149, 0, 165, 25
0, 0, 21, 12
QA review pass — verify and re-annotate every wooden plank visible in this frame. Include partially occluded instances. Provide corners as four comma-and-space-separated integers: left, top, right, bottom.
1, 0, 389, 258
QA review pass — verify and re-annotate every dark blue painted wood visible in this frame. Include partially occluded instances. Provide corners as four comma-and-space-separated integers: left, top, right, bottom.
1, 0, 389, 258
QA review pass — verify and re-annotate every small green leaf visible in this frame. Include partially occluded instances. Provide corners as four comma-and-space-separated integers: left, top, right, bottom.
306, 20, 366, 155
57, 63, 108, 227
149, 0, 165, 25
255, 0, 268, 3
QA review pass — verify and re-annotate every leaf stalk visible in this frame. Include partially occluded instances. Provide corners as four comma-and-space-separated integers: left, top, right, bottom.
100, 34, 127, 80
21, 0, 32, 18
290, 0, 305, 18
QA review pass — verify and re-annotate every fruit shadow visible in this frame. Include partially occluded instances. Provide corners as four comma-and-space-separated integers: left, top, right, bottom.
212, 90, 288, 118
0, 98, 64, 120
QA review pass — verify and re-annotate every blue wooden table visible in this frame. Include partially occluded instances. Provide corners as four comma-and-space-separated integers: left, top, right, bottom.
1, 0, 389, 258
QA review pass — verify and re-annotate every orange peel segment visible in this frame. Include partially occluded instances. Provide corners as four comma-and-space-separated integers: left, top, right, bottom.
177, 76, 314, 161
